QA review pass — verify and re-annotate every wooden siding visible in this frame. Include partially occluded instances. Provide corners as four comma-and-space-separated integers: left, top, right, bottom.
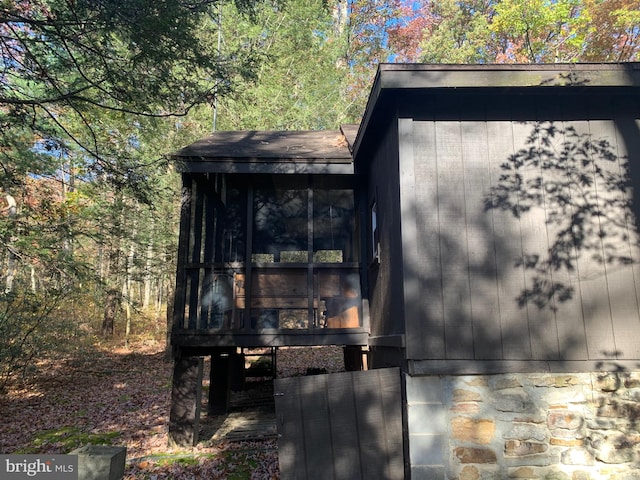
403, 94, 640, 364
274, 368, 404, 480
366, 119, 405, 339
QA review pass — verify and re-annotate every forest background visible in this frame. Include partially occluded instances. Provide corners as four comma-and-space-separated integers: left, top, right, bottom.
1, 0, 639, 390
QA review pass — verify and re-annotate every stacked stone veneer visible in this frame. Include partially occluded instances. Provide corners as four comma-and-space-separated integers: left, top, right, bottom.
405, 371, 640, 479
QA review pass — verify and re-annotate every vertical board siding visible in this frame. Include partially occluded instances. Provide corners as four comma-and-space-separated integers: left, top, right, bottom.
275, 376, 307, 479
327, 374, 361, 479
354, 369, 404, 479
610, 167, 640, 358
301, 375, 334, 478
535, 99, 589, 361
398, 118, 423, 358
436, 121, 474, 359
590, 116, 640, 359
368, 123, 403, 338
461, 121, 502, 360
485, 119, 530, 361
275, 368, 404, 480
570, 119, 618, 360
607, 97, 640, 360
411, 121, 445, 358
408, 95, 640, 363
511, 119, 558, 360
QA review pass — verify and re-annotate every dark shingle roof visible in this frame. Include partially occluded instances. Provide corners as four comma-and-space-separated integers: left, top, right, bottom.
172, 127, 358, 174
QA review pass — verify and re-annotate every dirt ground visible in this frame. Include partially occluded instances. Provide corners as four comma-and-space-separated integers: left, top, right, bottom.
0, 340, 344, 479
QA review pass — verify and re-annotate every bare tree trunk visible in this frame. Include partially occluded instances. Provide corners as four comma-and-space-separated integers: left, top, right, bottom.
143, 233, 154, 309
102, 288, 119, 337
4, 193, 17, 293
30, 266, 36, 293
124, 240, 135, 345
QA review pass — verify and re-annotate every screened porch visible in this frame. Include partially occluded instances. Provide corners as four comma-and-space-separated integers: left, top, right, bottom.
171, 166, 369, 349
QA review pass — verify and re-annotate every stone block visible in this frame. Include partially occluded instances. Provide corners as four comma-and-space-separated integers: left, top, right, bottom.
550, 437, 584, 447
543, 388, 587, 405
489, 375, 522, 390
503, 422, 547, 442
550, 428, 585, 440
451, 417, 496, 445
592, 436, 636, 464
71, 445, 127, 480
504, 440, 548, 457
542, 471, 571, 480
533, 375, 581, 388
459, 465, 480, 480
508, 466, 536, 478
494, 394, 528, 413
623, 373, 640, 388
452, 402, 481, 414
454, 447, 497, 464
505, 453, 558, 467
596, 373, 621, 392
513, 414, 546, 424
462, 377, 489, 387
598, 401, 640, 421
547, 410, 583, 430
571, 471, 592, 480
560, 447, 595, 466
453, 389, 483, 403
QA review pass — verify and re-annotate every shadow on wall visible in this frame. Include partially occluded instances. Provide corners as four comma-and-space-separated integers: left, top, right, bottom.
485, 121, 636, 312
402, 114, 640, 365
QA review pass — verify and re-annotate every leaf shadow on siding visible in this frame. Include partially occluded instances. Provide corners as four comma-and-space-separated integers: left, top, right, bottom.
484, 120, 638, 313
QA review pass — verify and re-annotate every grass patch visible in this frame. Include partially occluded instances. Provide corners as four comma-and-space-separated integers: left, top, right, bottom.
222, 451, 260, 480
17, 426, 121, 453
154, 455, 201, 467
128, 449, 273, 480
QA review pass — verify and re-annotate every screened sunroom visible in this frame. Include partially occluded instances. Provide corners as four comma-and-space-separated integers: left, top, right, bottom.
171, 128, 369, 350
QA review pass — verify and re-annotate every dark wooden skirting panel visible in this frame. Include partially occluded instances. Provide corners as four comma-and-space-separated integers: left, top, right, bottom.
275, 368, 405, 480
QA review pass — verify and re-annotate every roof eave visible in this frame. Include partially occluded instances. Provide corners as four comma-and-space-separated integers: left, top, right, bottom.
174, 157, 355, 175
352, 62, 640, 158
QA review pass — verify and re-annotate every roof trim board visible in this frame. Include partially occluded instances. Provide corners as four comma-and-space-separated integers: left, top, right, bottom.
351, 62, 640, 158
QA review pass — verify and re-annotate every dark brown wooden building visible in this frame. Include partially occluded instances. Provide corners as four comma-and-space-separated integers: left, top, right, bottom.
169, 63, 640, 479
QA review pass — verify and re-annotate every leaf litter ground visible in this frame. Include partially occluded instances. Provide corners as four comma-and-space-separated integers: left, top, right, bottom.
0, 340, 345, 479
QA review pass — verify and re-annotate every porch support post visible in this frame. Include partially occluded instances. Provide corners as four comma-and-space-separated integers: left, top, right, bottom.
209, 350, 232, 415
168, 356, 203, 447
344, 345, 364, 371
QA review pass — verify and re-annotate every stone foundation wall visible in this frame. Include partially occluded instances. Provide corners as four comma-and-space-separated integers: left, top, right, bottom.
405, 371, 640, 479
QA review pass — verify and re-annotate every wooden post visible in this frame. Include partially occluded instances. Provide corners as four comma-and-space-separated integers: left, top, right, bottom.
209, 351, 232, 415
344, 345, 364, 371
169, 356, 203, 447
230, 351, 246, 390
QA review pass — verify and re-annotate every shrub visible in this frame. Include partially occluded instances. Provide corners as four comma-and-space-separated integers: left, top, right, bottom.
0, 289, 80, 392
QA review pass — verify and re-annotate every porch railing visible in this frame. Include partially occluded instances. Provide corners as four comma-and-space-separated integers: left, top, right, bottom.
175, 262, 363, 333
